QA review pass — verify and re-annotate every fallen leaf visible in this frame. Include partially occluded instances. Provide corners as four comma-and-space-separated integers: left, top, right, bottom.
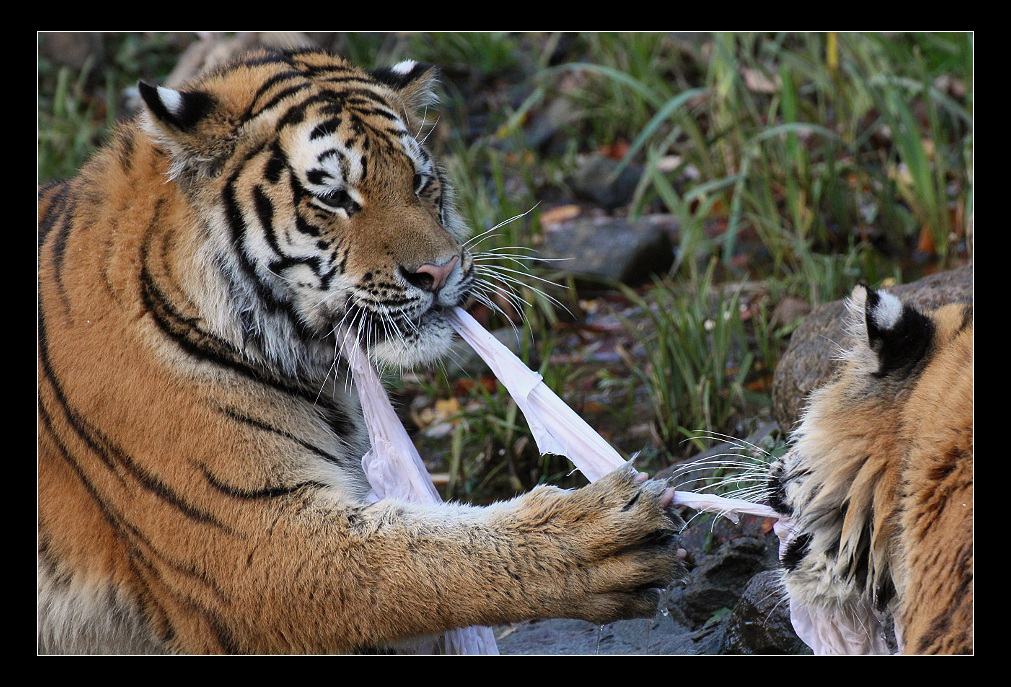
540, 204, 582, 227
454, 377, 498, 397
916, 226, 936, 254
746, 376, 774, 392
741, 67, 781, 93
435, 397, 462, 417
598, 140, 630, 160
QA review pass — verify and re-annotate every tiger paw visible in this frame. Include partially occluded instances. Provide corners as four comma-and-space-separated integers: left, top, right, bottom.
503, 464, 686, 625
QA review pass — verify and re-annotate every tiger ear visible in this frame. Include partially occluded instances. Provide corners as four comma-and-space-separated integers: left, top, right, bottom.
138, 81, 232, 178
370, 60, 440, 111
852, 284, 933, 378
138, 81, 216, 133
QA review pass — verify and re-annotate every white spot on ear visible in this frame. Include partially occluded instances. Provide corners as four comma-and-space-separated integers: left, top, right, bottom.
157, 86, 184, 116
391, 60, 418, 75
870, 290, 903, 330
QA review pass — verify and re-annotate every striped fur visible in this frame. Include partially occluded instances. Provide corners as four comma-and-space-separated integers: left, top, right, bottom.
37, 49, 684, 654
769, 285, 973, 654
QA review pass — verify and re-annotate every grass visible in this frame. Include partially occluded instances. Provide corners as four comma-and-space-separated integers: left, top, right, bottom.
618, 261, 785, 457
37, 58, 116, 182
38, 31, 972, 502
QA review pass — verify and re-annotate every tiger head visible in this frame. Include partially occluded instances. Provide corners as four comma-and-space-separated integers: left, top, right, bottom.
766, 283, 972, 634
138, 49, 473, 370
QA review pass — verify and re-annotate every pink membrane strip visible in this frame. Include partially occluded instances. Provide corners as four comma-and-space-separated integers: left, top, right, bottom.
341, 329, 499, 655
447, 307, 779, 521
445, 307, 885, 655
342, 310, 882, 655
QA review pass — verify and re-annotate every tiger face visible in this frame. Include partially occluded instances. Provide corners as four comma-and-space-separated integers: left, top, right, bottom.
140, 51, 473, 370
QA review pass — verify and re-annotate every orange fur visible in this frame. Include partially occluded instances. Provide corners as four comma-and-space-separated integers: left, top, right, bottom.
769, 287, 972, 654
894, 304, 973, 654
38, 49, 684, 654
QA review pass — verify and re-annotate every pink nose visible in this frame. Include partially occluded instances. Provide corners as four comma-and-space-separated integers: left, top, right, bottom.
403, 255, 459, 293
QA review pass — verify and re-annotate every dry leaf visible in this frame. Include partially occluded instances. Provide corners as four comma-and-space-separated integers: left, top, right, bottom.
539, 204, 581, 227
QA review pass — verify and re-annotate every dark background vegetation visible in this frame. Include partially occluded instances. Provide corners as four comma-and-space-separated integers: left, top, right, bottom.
38, 32, 973, 503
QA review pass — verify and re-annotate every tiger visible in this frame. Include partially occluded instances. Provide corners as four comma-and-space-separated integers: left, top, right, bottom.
767, 284, 972, 654
37, 48, 685, 654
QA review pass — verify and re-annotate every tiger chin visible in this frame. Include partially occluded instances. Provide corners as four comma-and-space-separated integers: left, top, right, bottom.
767, 284, 972, 655
37, 49, 684, 654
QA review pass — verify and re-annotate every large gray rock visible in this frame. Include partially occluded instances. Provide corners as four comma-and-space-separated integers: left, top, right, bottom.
718, 570, 810, 654
566, 155, 645, 211
538, 214, 679, 289
676, 535, 778, 626
772, 265, 973, 432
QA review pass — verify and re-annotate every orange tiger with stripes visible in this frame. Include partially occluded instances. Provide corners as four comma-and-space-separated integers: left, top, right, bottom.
37, 49, 684, 654
769, 285, 972, 654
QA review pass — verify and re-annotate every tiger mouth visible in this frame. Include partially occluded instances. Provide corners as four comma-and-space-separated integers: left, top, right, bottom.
339, 298, 452, 345
329, 265, 473, 354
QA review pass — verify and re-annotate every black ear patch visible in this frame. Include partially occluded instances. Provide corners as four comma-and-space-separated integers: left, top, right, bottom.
862, 286, 934, 378
138, 81, 216, 133
370, 61, 439, 90
369, 61, 440, 111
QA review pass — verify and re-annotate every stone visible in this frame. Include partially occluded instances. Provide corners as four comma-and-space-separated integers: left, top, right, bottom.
718, 570, 811, 654
566, 154, 645, 211
537, 214, 679, 289
677, 535, 777, 626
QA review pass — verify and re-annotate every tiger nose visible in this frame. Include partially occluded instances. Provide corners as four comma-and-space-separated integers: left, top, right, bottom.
401, 255, 459, 293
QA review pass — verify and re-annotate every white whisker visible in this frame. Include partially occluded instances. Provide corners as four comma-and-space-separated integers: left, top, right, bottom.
416, 112, 440, 145
474, 277, 534, 312
464, 205, 541, 250
474, 267, 569, 315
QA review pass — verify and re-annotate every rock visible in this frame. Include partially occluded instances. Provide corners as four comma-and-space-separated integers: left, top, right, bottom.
494, 616, 699, 655
772, 264, 973, 431
566, 154, 645, 211
538, 214, 679, 289
718, 570, 810, 654
495, 494, 804, 653
677, 535, 778, 626
770, 296, 812, 328
524, 93, 586, 156
654, 421, 781, 485
39, 32, 106, 72
516, 68, 595, 156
